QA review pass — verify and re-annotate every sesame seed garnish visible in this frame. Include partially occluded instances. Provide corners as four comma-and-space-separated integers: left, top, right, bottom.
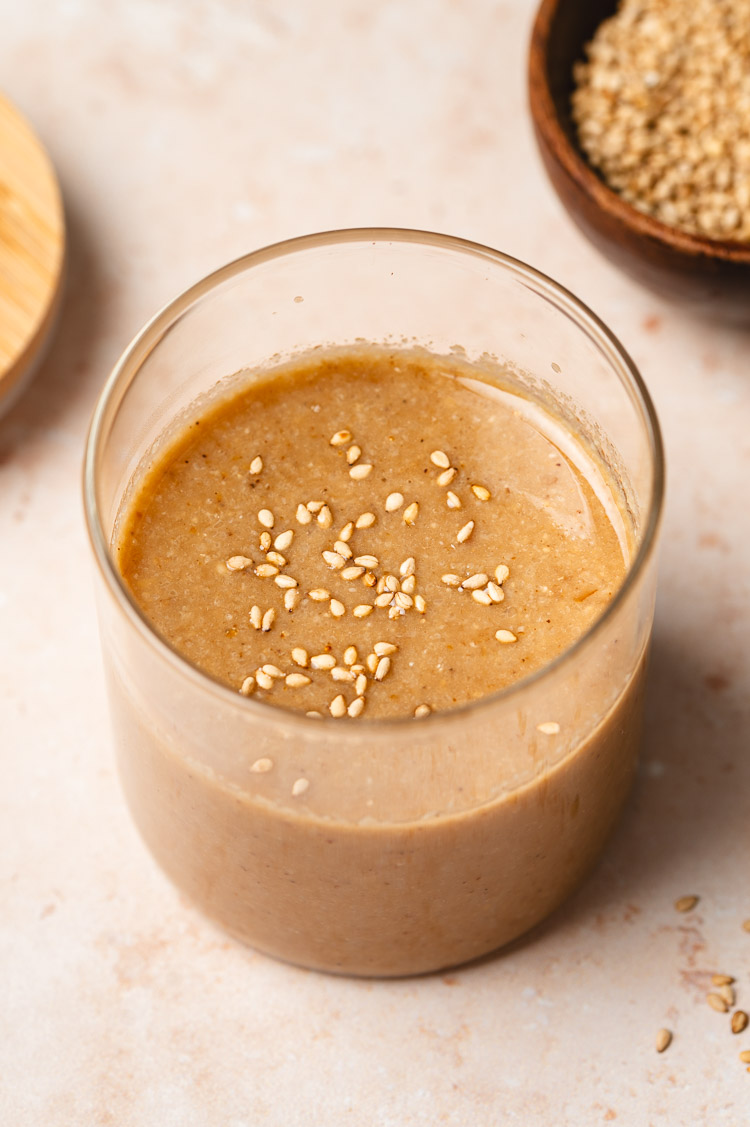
330, 430, 351, 446
354, 554, 378, 568
274, 530, 294, 551
655, 1028, 672, 1053
437, 467, 456, 487
487, 582, 505, 603
322, 551, 345, 569
226, 555, 253, 572
250, 455, 263, 474
334, 540, 353, 559
733, 1012, 750, 1035
414, 703, 431, 718
350, 464, 373, 480
355, 673, 368, 695
308, 588, 331, 601
275, 575, 298, 589
317, 505, 333, 529
719, 985, 736, 1007
344, 646, 358, 665
495, 564, 510, 584
430, 450, 451, 468
292, 778, 310, 797
307, 501, 324, 513
330, 694, 347, 718
743, 919, 750, 933
239, 676, 255, 695
366, 653, 379, 673
285, 673, 311, 688
255, 563, 279, 578
399, 557, 416, 577
284, 589, 299, 611
388, 606, 402, 618
311, 654, 336, 670
472, 589, 492, 605
261, 608, 275, 632
330, 599, 346, 617
384, 575, 400, 592
496, 629, 518, 644
256, 670, 274, 690
385, 492, 404, 511
712, 974, 735, 987
261, 664, 284, 678
374, 642, 397, 656
707, 993, 729, 1014
403, 502, 419, 525
363, 572, 377, 587
346, 444, 361, 465
740, 1051, 750, 1064
456, 520, 474, 543
446, 491, 461, 509
374, 591, 394, 608
250, 605, 262, 630
395, 591, 413, 609
266, 551, 286, 567
537, 721, 560, 734
339, 522, 354, 541
348, 697, 365, 718
461, 573, 489, 590
332, 666, 355, 682
296, 503, 312, 525
674, 895, 699, 913
355, 512, 376, 528
415, 594, 426, 613
342, 565, 365, 580
250, 757, 273, 773
374, 656, 391, 681
306, 711, 322, 719
258, 509, 274, 529
292, 647, 308, 667
259, 531, 272, 551
353, 604, 374, 618
471, 484, 491, 501
401, 575, 416, 594
442, 574, 461, 587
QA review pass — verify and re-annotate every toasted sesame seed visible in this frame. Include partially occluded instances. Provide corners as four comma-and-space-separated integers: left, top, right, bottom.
403, 502, 419, 525
442, 574, 461, 587
250, 757, 273, 773
274, 530, 294, 551
355, 673, 368, 696
354, 554, 379, 567
240, 676, 255, 695
385, 575, 400, 593
366, 653, 379, 673
306, 711, 322, 719
292, 778, 310, 796
296, 503, 312, 524
356, 512, 376, 528
261, 664, 284, 679
399, 557, 416, 577
707, 993, 729, 1014
322, 550, 345, 569
415, 594, 426, 613
226, 555, 253, 572
374, 656, 391, 681
250, 605, 262, 629
375, 591, 394, 608
256, 670, 274, 690
250, 455, 263, 475
348, 696, 365, 718
346, 445, 361, 465
430, 450, 451, 468
461, 573, 489, 590
437, 467, 456, 486
306, 501, 324, 513
255, 563, 279, 578
342, 565, 365, 580
258, 509, 274, 529
675, 895, 699, 913
339, 522, 354, 541
395, 591, 413, 609
388, 606, 402, 618
495, 564, 510, 584
292, 647, 309, 667
260, 531, 272, 551
350, 464, 373, 480
456, 520, 474, 543
353, 604, 374, 618
309, 588, 332, 602
374, 642, 397, 656
266, 551, 286, 567
414, 703, 431, 718
334, 540, 353, 559
332, 666, 355, 682
401, 575, 416, 594
385, 492, 404, 512
487, 582, 505, 603
743, 919, 750, 933
472, 589, 492, 605
284, 589, 299, 611
261, 608, 275, 632
537, 721, 560, 734
471, 484, 491, 501
712, 974, 735, 986
330, 599, 346, 617
446, 491, 461, 509
311, 655, 336, 671
655, 1028, 672, 1053
363, 572, 377, 587
330, 695, 347, 718
275, 575, 298, 589
496, 629, 518, 644
718, 984, 736, 1007
344, 646, 358, 665
330, 430, 352, 446
317, 505, 333, 529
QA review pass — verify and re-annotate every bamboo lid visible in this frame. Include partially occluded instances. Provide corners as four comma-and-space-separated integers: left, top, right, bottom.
0, 92, 65, 417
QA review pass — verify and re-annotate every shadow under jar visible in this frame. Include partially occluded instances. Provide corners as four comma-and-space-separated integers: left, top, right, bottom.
84, 229, 663, 977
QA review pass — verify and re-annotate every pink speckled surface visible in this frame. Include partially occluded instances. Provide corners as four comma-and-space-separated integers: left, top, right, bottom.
1, 2, 749, 1123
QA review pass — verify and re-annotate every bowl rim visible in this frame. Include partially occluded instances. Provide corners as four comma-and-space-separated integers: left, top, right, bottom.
529, 0, 750, 265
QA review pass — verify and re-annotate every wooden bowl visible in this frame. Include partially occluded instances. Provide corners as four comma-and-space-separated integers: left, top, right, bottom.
528, 0, 750, 322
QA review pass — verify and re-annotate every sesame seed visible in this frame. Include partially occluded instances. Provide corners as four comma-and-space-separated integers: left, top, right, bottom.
353, 604, 374, 618
317, 505, 333, 529
743, 919, 750, 932
403, 502, 419, 525
332, 666, 355, 682
430, 450, 451, 468
456, 520, 474, 543
401, 575, 416, 594
322, 551, 345, 569
415, 595, 426, 613
306, 501, 324, 513
537, 721, 559, 734
374, 656, 391, 681
284, 589, 299, 611
344, 646, 358, 665
446, 491, 461, 509
346, 445, 361, 465
348, 697, 365, 718
239, 676, 255, 695
258, 509, 274, 529
740, 1051, 750, 1064
249, 455, 263, 474
226, 555, 253, 572
250, 757, 273, 773
363, 572, 377, 587
395, 592, 413, 609
375, 592, 394, 608
292, 647, 308, 667
296, 504, 312, 525
461, 573, 489, 590
374, 642, 397, 656
308, 588, 331, 601
261, 608, 275, 632
732, 1010, 749, 1034
259, 531, 272, 551
261, 664, 284, 678
342, 565, 365, 580
655, 1028, 672, 1053
442, 574, 461, 587
472, 589, 492, 605
355, 673, 368, 695
366, 654, 379, 673
256, 670, 274, 690
471, 484, 491, 501
250, 605, 262, 629
334, 540, 353, 559
311, 655, 336, 670
414, 704, 431, 718
400, 557, 416, 577
496, 629, 518, 644
354, 554, 378, 568
355, 512, 376, 528
292, 778, 310, 796
707, 993, 729, 1014
350, 464, 373, 480
274, 530, 294, 551
330, 599, 346, 617
306, 711, 322, 719
339, 522, 354, 541
275, 575, 298, 589
487, 582, 505, 603
437, 467, 456, 487
388, 606, 402, 619
255, 563, 279, 578
330, 430, 352, 446
495, 564, 510, 584
718, 984, 735, 1007
674, 895, 699, 913
385, 492, 404, 512
330, 695, 347, 718
266, 551, 286, 567
712, 974, 735, 986
384, 575, 400, 593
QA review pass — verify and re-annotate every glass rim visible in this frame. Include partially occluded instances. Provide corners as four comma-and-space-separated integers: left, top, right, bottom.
83, 226, 665, 732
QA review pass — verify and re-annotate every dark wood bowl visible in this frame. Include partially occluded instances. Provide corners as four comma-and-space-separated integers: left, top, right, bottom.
529, 0, 750, 322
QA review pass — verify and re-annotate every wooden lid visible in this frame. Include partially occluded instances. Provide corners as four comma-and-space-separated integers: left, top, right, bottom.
0, 92, 65, 416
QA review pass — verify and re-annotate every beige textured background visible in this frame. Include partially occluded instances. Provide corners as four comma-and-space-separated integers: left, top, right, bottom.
1, 2, 748, 1123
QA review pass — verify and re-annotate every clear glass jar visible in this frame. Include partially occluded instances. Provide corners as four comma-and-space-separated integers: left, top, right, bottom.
84, 229, 663, 977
